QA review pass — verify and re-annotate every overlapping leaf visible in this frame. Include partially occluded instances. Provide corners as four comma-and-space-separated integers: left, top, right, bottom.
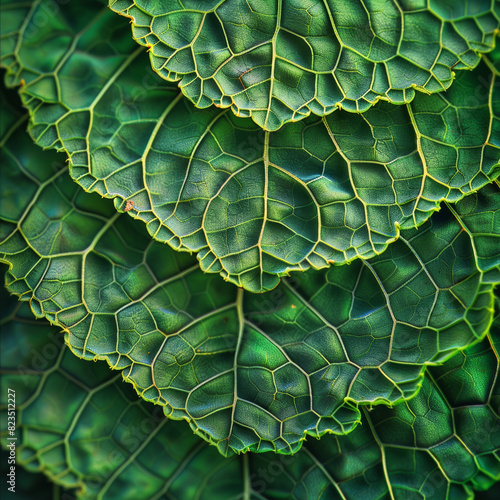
1, 1, 500, 497
2, 278, 499, 498
1, 0, 499, 292
108, 0, 500, 131
1, 90, 499, 457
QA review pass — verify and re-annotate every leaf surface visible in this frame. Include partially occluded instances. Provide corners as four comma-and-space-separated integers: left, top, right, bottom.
1, 0, 500, 292
1, 91, 498, 456
108, 0, 500, 131
2, 276, 499, 498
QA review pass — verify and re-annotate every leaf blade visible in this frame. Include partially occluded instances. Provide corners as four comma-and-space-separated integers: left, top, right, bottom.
109, 0, 500, 131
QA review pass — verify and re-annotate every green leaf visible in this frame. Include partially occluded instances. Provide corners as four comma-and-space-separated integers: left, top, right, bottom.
2, 2, 500, 292
107, 0, 500, 131
2, 278, 499, 498
1, 91, 498, 457
273, 300, 500, 498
